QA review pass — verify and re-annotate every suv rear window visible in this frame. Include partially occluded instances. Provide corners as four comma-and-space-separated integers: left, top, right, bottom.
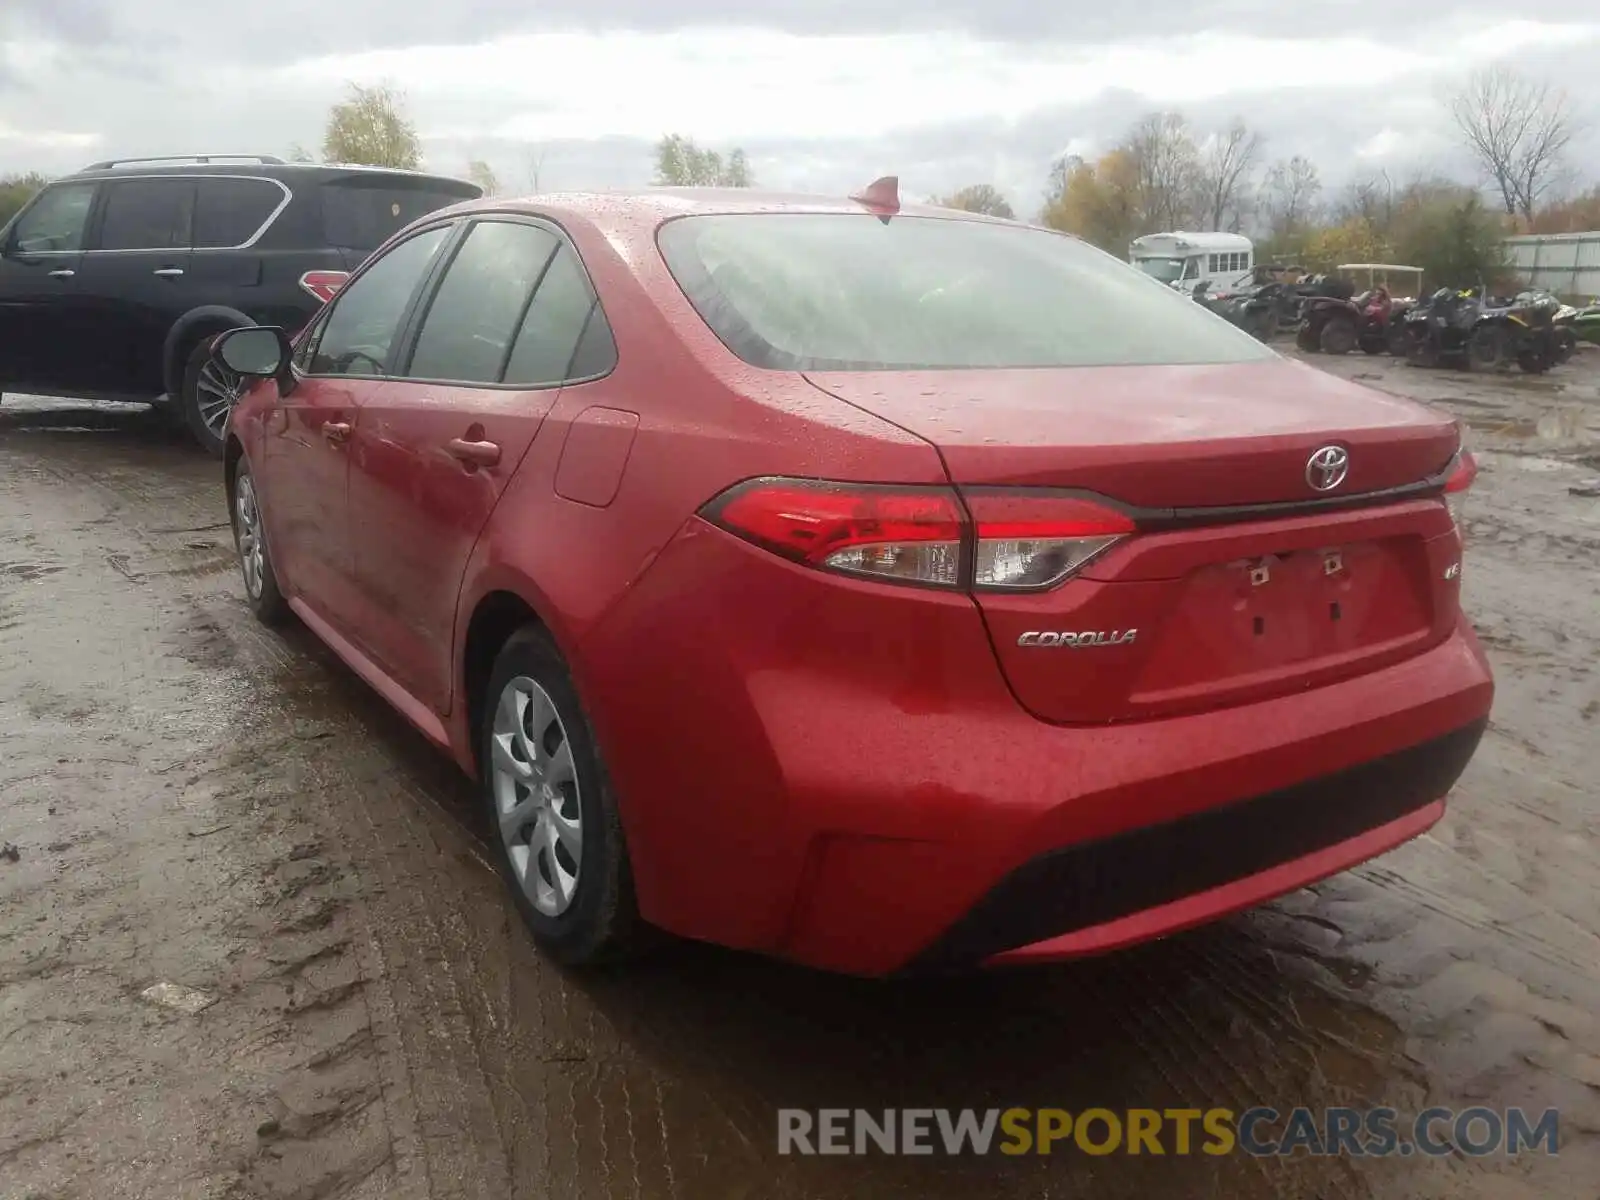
321, 178, 478, 252
193, 177, 285, 248
657, 213, 1277, 371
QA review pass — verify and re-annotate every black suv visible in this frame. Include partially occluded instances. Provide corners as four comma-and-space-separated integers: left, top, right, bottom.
0, 154, 482, 453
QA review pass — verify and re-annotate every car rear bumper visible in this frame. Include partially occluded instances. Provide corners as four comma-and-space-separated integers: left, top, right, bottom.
580, 524, 1494, 977
901, 719, 1481, 973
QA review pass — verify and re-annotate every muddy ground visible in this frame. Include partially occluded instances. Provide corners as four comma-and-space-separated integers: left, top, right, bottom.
1, 349, 1597, 1200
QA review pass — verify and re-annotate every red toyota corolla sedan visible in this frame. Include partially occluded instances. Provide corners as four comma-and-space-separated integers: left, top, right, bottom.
215, 182, 1493, 977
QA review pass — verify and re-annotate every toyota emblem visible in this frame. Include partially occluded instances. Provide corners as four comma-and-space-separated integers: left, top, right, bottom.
1305, 445, 1350, 492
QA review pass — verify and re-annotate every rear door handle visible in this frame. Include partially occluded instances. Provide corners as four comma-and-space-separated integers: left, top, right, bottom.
48, 268, 75, 279
447, 437, 501, 468
152, 267, 185, 278
323, 421, 352, 445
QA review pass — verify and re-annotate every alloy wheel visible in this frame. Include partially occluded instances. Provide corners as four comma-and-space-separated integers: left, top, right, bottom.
196, 358, 243, 439
490, 676, 583, 917
235, 473, 265, 601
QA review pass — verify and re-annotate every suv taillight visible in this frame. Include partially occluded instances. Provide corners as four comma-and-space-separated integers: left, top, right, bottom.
299, 270, 350, 305
700, 478, 1134, 592
1442, 449, 1477, 532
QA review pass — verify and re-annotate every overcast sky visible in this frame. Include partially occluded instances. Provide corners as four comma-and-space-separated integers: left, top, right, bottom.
2, 3, 1597, 212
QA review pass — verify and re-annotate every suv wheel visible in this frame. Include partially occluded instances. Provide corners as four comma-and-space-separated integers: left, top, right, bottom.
182, 337, 242, 458
482, 626, 639, 966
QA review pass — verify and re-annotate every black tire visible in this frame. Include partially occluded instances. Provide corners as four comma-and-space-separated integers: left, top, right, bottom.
229, 460, 290, 626
1406, 335, 1438, 368
1516, 349, 1549, 375
1468, 325, 1506, 371
481, 626, 638, 966
1295, 322, 1319, 352
1319, 315, 1357, 355
180, 334, 242, 458
1387, 323, 1409, 356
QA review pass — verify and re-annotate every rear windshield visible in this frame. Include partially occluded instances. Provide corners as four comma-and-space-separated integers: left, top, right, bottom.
657, 214, 1276, 370
321, 178, 479, 252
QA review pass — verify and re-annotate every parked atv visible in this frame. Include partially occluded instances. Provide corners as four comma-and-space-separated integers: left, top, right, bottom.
1402, 288, 1489, 368
1353, 286, 1413, 355
1295, 277, 1361, 354
1192, 276, 1280, 341
1402, 287, 1558, 373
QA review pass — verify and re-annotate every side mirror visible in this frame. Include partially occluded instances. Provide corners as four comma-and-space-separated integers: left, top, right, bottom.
214, 326, 293, 393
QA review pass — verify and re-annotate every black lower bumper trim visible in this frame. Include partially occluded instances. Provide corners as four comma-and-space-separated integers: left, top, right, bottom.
901, 719, 1487, 974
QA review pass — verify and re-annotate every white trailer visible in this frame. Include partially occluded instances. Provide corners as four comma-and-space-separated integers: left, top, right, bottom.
1129, 231, 1254, 295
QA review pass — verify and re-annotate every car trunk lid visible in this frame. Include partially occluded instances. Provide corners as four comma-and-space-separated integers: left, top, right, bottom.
805, 360, 1465, 724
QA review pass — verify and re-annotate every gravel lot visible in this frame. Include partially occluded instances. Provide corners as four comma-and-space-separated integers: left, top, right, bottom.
1, 349, 1597, 1200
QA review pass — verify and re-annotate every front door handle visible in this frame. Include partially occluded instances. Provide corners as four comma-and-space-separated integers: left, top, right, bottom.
48, 268, 75, 280
446, 437, 501, 468
152, 267, 185, 278
323, 421, 352, 445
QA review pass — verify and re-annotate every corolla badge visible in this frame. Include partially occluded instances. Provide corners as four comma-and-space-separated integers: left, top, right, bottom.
1017, 630, 1138, 648
1305, 444, 1350, 492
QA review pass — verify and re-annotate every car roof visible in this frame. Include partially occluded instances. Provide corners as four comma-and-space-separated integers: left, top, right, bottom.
439, 186, 1027, 247
65, 158, 479, 191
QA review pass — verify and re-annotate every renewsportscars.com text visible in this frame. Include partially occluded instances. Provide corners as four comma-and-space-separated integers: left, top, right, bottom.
777, 1106, 1560, 1158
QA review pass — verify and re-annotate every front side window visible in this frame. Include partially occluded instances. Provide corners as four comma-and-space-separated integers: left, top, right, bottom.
98, 178, 194, 251
407, 221, 560, 384
8, 183, 96, 253
310, 224, 452, 377
659, 214, 1274, 370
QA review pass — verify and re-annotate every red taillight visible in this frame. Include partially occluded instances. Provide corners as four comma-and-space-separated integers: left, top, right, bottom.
704, 479, 963, 587
1443, 449, 1477, 531
299, 270, 350, 305
701, 478, 1134, 591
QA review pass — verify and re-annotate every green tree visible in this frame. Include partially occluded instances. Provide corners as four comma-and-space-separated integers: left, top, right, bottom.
654, 134, 753, 186
322, 83, 423, 170
0, 172, 50, 226
935, 184, 1015, 219
1391, 188, 1510, 291
1040, 151, 1142, 253
466, 159, 500, 195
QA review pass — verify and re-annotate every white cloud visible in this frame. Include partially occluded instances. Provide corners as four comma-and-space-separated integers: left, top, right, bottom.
275, 21, 1598, 146
0, 120, 100, 150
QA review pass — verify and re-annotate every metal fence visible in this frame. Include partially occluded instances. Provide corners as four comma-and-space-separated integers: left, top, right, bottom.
1503, 232, 1600, 300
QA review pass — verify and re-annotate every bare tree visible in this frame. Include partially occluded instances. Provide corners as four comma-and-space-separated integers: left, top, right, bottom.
523, 145, 547, 193
1123, 112, 1200, 231
1449, 66, 1577, 222
1260, 155, 1322, 238
1196, 120, 1263, 231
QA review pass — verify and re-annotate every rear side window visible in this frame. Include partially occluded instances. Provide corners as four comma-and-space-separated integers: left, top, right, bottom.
407, 221, 561, 384
98, 178, 193, 251
321, 179, 478, 252
192, 177, 284, 248
8, 183, 95, 253
658, 214, 1276, 370
505, 245, 615, 385
310, 224, 452, 376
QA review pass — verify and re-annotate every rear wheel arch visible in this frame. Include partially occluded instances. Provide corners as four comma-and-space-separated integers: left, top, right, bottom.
462, 590, 557, 776
162, 305, 256, 396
